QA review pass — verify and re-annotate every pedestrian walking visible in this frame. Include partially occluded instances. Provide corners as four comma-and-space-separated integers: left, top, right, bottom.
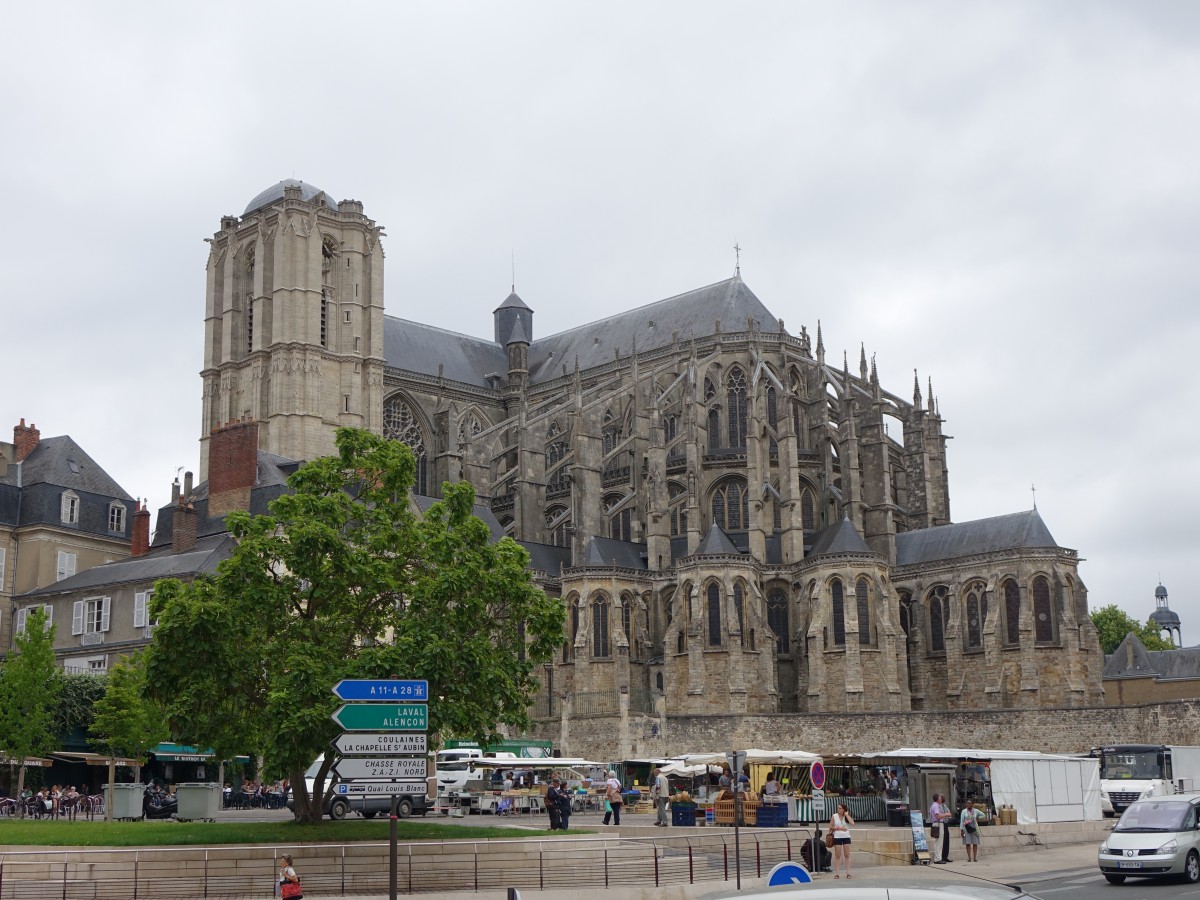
651, 767, 669, 827
601, 770, 623, 825
278, 854, 302, 899
960, 798, 986, 862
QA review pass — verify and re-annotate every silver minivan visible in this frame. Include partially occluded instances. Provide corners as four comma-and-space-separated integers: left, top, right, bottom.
1098, 793, 1200, 884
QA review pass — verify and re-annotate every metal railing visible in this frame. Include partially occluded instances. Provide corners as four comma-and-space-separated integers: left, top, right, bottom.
0, 828, 809, 897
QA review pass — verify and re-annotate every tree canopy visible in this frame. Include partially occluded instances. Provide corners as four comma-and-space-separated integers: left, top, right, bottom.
1090, 604, 1174, 654
90, 652, 168, 765
144, 427, 564, 822
0, 607, 62, 805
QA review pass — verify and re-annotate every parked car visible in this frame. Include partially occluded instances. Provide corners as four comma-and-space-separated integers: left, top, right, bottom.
1097, 792, 1200, 884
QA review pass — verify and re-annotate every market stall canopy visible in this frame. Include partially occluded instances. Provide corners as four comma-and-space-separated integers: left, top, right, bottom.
464, 757, 603, 769
673, 749, 822, 767
858, 748, 1089, 762
660, 761, 723, 776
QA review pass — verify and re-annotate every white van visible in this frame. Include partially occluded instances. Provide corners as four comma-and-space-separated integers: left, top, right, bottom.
435, 749, 517, 795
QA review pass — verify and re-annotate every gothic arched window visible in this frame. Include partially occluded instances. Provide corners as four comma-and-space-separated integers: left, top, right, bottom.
592, 596, 610, 658
546, 439, 570, 493
457, 410, 484, 446
383, 395, 428, 495
708, 408, 720, 451
899, 591, 913, 638
928, 585, 950, 652
734, 583, 745, 644
767, 589, 789, 654
711, 479, 748, 531
831, 578, 846, 646
965, 581, 987, 648
611, 507, 632, 541
727, 368, 748, 448
1033, 575, 1054, 642
856, 577, 871, 645
1003, 579, 1021, 644
564, 597, 580, 662
801, 489, 816, 531
707, 583, 722, 647
621, 595, 632, 644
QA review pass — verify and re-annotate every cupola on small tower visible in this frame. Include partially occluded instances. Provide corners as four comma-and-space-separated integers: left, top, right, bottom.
1149, 582, 1182, 647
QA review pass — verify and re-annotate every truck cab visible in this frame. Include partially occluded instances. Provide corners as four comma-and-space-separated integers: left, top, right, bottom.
1097, 745, 1175, 815
435, 749, 517, 796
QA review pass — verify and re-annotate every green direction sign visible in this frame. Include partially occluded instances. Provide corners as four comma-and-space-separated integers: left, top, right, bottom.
332, 703, 427, 731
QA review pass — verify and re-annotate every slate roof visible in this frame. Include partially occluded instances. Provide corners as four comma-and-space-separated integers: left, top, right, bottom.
581, 537, 647, 569
494, 292, 531, 312
21, 535, 233, 598
809, 517, 871, 556
382, 275, 778, 388
1104, 632, 1200, 680
518, 541, 572, 576
694, 523, 741, 556
0, 435, 132, 499
895, 510, 1061, 566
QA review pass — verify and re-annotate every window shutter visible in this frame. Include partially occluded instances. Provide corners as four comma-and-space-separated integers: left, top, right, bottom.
66, 554, 76, 578
0, 547, 6, 583
43, 604, 53, 627
134, 592, 147, 628
15, 607, 27, 636
73, 601, 84, 635
101, 597, 111, 632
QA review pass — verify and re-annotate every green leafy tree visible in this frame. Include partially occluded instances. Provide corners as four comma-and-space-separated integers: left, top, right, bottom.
1090, 604, 1174, 654
0, 607, 62, 810
90, 652, 169, 776
145, 427, 564, 823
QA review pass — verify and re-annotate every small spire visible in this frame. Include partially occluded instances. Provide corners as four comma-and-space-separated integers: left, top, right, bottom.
870, 353, 878, 386
859, 343, 868, 381
733, 241, 742, 276
913, 369, 923, 409
1031, 483, 1037, 511
816, 321, 824, 354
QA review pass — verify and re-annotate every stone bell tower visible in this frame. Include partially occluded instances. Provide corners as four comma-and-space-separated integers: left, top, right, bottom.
199, 180, 386, 479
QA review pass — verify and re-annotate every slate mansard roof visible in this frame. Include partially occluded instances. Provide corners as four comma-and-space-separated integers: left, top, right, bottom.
1104, 633, 1200, 681
0, 435, 133, 535
895, 509, 1063, 566
382, 275, 777, 389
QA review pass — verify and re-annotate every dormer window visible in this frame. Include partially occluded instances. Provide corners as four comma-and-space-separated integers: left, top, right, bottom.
108, 502, 126, 534
61, 491, 80, 525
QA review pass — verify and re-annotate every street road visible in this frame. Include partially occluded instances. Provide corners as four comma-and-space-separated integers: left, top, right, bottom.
1019, 870, 1200, 899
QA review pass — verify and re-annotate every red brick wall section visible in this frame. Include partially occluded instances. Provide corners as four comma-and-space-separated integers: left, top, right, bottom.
131, 501, 152, 556
207, 418, 258, 516
13, 418, 40, 461
173, 502, 198, 553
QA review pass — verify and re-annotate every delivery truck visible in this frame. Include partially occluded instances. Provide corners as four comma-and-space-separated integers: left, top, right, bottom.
1094, 744, 1200, 815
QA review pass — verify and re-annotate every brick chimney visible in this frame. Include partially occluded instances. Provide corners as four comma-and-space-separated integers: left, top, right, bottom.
131, 500, 152, 557
173, 501, 198, 553
208, 418, 259, 517
14, 419, 40, 461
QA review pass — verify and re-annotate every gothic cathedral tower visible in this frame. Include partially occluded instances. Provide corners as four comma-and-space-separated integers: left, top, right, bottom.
199, 180, 386, 479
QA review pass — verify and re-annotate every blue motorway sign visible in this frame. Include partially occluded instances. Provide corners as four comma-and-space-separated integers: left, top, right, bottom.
331, 679, 429, 702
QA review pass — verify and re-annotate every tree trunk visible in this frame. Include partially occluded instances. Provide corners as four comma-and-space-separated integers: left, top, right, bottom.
16, 762, 26, 819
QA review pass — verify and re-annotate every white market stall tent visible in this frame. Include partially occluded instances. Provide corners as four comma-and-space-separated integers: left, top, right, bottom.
862, 748, 1102, 825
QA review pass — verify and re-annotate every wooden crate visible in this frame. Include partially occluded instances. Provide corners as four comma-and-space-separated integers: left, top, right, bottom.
713, 798, 759, 826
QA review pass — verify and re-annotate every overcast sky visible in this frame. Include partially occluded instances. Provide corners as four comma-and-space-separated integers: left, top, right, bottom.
2, 1, 1196, 635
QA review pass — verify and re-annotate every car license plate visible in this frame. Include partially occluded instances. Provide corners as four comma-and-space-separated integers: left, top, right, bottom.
1117, 861, 1143, 870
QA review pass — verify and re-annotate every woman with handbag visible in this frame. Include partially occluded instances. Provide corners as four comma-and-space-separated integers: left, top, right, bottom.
601, 771, 623, 825
829, 802, 855, 879
959, 798, 986, 862
278, 854, 302, 899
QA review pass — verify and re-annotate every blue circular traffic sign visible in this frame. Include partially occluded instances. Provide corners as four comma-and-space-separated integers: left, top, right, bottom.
768, 862, 813, 886
810, 760, 826, 791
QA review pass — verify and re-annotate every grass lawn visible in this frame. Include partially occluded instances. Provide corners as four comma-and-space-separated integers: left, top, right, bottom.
0, 818, 567, 847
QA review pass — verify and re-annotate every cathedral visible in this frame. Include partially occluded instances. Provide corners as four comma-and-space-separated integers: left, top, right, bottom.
199, 180, 1105, 728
